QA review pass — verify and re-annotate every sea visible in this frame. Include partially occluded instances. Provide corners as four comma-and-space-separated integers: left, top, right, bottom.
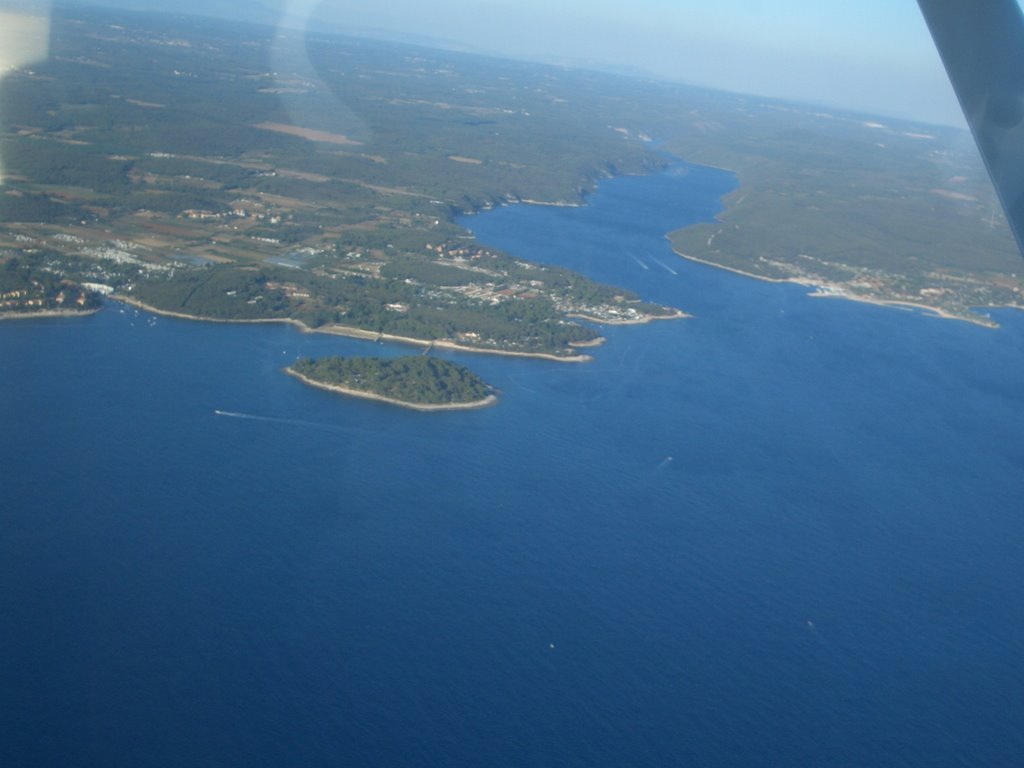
3, 160, 1023, 767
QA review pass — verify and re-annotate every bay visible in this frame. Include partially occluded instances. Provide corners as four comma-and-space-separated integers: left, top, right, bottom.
2, 160, 1023, 767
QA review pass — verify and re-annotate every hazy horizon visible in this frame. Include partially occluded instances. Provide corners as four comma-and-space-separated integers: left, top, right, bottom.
48, 0, 980, 128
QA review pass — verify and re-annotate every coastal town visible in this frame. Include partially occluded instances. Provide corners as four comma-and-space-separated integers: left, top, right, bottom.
0, 259, 102, 316
4, 4, 1024, 341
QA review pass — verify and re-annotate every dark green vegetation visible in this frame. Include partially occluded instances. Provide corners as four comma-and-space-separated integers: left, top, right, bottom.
0, 255, 101, 314
130, 261, 624, 353
1, 3, 1021, 341
290, 355, 494, 406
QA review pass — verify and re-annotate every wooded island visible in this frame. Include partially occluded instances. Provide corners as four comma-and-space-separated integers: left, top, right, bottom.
287, 356, 497, 410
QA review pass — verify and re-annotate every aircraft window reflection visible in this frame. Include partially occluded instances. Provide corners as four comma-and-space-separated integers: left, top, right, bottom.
2, 3, 1023, 767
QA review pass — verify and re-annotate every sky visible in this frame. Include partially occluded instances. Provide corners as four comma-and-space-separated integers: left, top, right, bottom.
1, 0, 996, 126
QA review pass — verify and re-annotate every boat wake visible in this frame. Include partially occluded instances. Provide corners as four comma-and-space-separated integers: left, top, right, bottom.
649, 257, 678, 276
213, 409, 345, 432
630, 254, 650, 270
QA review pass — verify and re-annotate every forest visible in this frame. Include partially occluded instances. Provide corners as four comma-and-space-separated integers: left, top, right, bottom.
130, 264, 603, 354
290, 355, 494, 406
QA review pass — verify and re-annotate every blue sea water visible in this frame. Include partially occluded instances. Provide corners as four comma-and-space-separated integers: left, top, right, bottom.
3, 161, 1024, 767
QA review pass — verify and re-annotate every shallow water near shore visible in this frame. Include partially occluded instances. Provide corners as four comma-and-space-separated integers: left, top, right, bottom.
3, 160, 1024, 767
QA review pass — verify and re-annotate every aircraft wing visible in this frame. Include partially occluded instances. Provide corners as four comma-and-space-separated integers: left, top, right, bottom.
918, 0, 1024, 258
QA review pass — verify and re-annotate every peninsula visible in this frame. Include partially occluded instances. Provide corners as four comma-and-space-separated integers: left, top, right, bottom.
287, 356, 497, 411
662, 102, 1023, 326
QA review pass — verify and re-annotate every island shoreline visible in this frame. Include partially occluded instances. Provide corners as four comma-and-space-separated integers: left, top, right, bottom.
284, 367, 498, 411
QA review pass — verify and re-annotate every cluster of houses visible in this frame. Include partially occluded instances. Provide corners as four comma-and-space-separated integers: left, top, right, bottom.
0, 283, 90, 311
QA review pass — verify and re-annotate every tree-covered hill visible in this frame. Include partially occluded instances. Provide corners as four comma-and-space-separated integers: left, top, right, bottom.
289, 355, 495, 407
